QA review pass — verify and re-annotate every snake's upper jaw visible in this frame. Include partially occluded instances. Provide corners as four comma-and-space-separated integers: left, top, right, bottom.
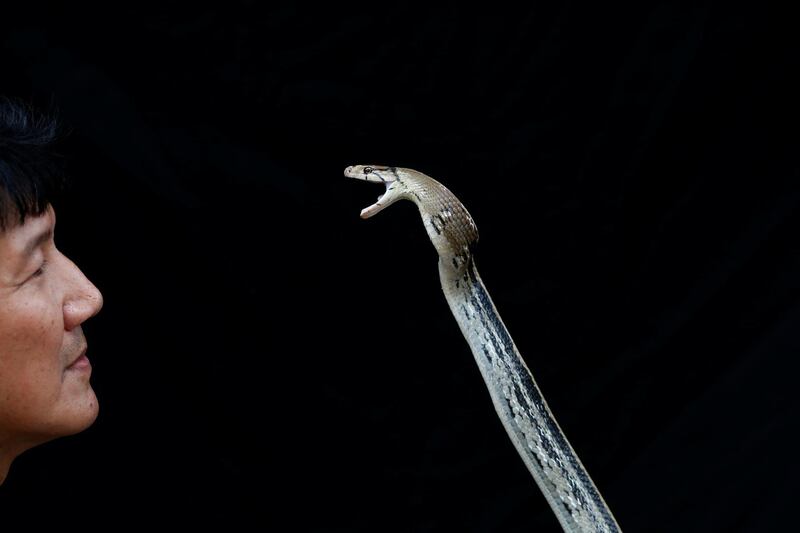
344, 165, 397, 183
345, 165, 402, 219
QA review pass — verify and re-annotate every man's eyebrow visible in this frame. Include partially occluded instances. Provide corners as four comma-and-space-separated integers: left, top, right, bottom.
22, 227, 54, 258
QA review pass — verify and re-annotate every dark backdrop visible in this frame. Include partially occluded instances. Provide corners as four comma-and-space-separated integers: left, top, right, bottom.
1, 2, 797, 531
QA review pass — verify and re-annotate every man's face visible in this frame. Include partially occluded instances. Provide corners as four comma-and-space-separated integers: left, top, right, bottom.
0, 206, 103, 452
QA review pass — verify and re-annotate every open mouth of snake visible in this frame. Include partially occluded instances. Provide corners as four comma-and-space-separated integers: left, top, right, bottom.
345, 165, 398, 219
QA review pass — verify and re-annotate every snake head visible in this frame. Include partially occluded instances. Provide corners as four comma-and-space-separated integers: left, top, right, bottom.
344, 165, 406, 219
345, 165, 480, 276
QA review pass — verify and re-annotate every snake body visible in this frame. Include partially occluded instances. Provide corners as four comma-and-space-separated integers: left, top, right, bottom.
345, 165, 621, 532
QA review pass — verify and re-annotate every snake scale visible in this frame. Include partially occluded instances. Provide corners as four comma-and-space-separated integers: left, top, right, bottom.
345, 165, 621, 532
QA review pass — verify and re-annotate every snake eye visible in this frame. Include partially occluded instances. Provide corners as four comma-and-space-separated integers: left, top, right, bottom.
364, 166, 373, 174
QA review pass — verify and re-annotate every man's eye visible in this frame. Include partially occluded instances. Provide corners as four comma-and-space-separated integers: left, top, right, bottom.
29, 260, 47, 281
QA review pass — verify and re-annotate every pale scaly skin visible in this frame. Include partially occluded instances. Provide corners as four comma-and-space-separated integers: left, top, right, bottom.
345, 164, 621, 533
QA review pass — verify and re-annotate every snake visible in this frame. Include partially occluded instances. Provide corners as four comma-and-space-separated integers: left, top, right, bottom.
345, 165, 621, 532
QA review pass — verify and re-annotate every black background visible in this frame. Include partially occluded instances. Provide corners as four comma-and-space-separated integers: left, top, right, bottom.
1, 2, 798, 531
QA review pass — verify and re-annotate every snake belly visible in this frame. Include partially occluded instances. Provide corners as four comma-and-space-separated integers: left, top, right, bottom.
345, 164, 621, 533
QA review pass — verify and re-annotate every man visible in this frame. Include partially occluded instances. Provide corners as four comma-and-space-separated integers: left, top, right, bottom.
0, 97, 103, 484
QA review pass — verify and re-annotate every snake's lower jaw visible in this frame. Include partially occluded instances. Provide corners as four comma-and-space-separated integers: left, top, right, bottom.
360, 195, 396, 219
357, 188, 386, 219
360, 201, 383, 219
357, 183, 405, 219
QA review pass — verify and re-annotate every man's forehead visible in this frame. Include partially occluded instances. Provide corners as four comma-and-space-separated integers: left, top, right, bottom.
0, 207, 56, 252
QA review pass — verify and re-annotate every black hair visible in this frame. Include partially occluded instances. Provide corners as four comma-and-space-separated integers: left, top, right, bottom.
0, 96, 65, 231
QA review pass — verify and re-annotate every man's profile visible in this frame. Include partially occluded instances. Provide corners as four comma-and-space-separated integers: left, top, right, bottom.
0, 97, 103, 485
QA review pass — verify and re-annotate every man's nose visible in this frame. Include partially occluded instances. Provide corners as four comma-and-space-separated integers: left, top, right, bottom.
62, 254, 104, 331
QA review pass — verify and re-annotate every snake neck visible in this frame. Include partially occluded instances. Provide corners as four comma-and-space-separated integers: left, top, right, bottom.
438, 260, 621, 533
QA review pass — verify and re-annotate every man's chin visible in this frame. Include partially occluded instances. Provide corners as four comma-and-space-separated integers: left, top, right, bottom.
55, 387, 99, 437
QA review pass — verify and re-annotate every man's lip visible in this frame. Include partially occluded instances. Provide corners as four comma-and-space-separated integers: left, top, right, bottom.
67, 347, 88, 369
